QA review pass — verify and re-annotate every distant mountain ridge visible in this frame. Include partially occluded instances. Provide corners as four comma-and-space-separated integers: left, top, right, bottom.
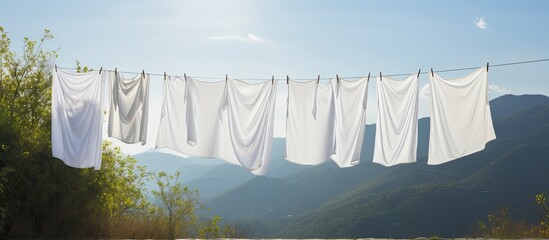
133, 94, 549, 238
204, 94, 549, 237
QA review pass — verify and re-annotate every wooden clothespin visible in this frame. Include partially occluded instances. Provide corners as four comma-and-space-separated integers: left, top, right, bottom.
336, 74, 339, 84
184, 73, 187, 81
431, 68, 434, 77
164, 72, 167, 80
142, 70, 145, 78
486, 62, 489, 72
317, 75, 320, 84
225, 74, 228, 82
54, 64, 57, 72
367, 72, 370, 82
272, 76, 275, 85
286, 75, 289, 85
417, 69, 421, 78
99, 67, 103, 74
115, 67, 117, 75
379, 72, 382, 82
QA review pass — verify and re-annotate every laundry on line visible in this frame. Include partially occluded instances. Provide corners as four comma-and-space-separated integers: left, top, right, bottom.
51, 65, 496, 174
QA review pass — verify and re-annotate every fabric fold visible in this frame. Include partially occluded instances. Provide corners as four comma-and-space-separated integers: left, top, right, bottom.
52, 69, 105, 170
286, 80, 335, 165
373, 74, 419, 167
330, 77, 369, 168
217, 79, 277, 175
427, 66, 496, 165
156, 77, 226, 157
156, 77, 276, 175
108, 71, 150, 145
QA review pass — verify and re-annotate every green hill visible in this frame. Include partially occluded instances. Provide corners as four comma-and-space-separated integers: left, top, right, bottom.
206, 94, 549, 237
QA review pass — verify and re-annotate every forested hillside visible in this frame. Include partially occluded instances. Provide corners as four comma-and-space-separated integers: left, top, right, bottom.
206, 94, 549, 238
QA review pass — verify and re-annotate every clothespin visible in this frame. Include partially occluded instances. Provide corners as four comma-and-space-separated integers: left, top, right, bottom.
142, 70, 145, 78
164, 72, 167, 80
367, 72, 370, 82
336, 74, 339, 84
286, 75, 289, 85
417, 69, 421, 78
99, 67, 103, 74
486, 62, 489, 72
272, 76, 275, 85
379, 72, 382, 82
225, 74, 228, 82
115, 68, 117, 75
54, 64, 57, 72
431, 68, 434, 77
317, 75, 320, 84
184, 73, 187, 81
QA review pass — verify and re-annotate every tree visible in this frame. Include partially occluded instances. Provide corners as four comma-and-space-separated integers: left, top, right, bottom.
0, 26, 245, 239
0, 26, 150, 238
151, 171, 202, 239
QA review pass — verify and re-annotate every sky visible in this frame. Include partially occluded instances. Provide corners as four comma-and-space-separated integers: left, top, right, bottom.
1, 0, 549, 155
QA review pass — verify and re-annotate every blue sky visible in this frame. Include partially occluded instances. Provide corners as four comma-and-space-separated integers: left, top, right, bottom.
2, 0, 549, 154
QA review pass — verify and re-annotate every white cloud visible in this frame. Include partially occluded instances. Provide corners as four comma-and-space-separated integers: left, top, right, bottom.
473, 17, 487, 30
207, 33, 265, 43
488, 84, 509, 94
420, 83, 431, 99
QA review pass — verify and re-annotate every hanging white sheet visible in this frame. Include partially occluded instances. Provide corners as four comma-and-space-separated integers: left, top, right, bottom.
156, 77, 276, 175
155, 76, 226, 157
51, 69, 104, 170
373, 74, 419, 167
428, 66, 496, 165
286, 80, 335, 165
155, 76, 184, 151
330, 77, 369, 168
217, 79, 277, 175
108, 71, 150, 144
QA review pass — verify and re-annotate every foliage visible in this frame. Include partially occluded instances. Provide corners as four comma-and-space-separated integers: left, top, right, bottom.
197, 215, 236, 238
0, 26, 148, 238
475, 194, 549, 238
0, 26, 245, 239
475, 207, 529, 238
151, 171, 202, 239
536, 193, 549, 236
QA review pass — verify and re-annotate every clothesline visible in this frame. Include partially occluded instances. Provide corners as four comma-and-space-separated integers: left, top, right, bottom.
52, 65, 497, 172
52, 57, 549, 81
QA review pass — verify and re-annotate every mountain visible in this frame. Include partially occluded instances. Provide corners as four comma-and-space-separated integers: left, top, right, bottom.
133, 138, 312, 200
205, 94, 549, 238
185, 163, 255, 200
281, 123, 549, 238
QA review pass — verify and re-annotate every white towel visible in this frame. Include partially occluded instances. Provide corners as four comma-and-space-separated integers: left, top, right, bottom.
51, 69, 105, 170
330, 77, 369, 168
373, 74, 419, 167
108, 71, 149, 144
286, 80, 335, 165
428, 67, 496, 165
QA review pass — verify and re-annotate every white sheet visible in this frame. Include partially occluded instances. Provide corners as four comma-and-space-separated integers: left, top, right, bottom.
52, 69, 104, 170
373, 74, 419, 167
217, 79, 277, 175
286, 80, 335, 165
155, 77, 226, 157
108, 71, 149, 144
428, 67, 496, 165
330, 77, 369, 168
156, 77, 276, 175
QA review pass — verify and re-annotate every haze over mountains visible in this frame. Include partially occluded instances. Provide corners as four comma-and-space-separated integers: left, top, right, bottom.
134, 94, 549, 238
